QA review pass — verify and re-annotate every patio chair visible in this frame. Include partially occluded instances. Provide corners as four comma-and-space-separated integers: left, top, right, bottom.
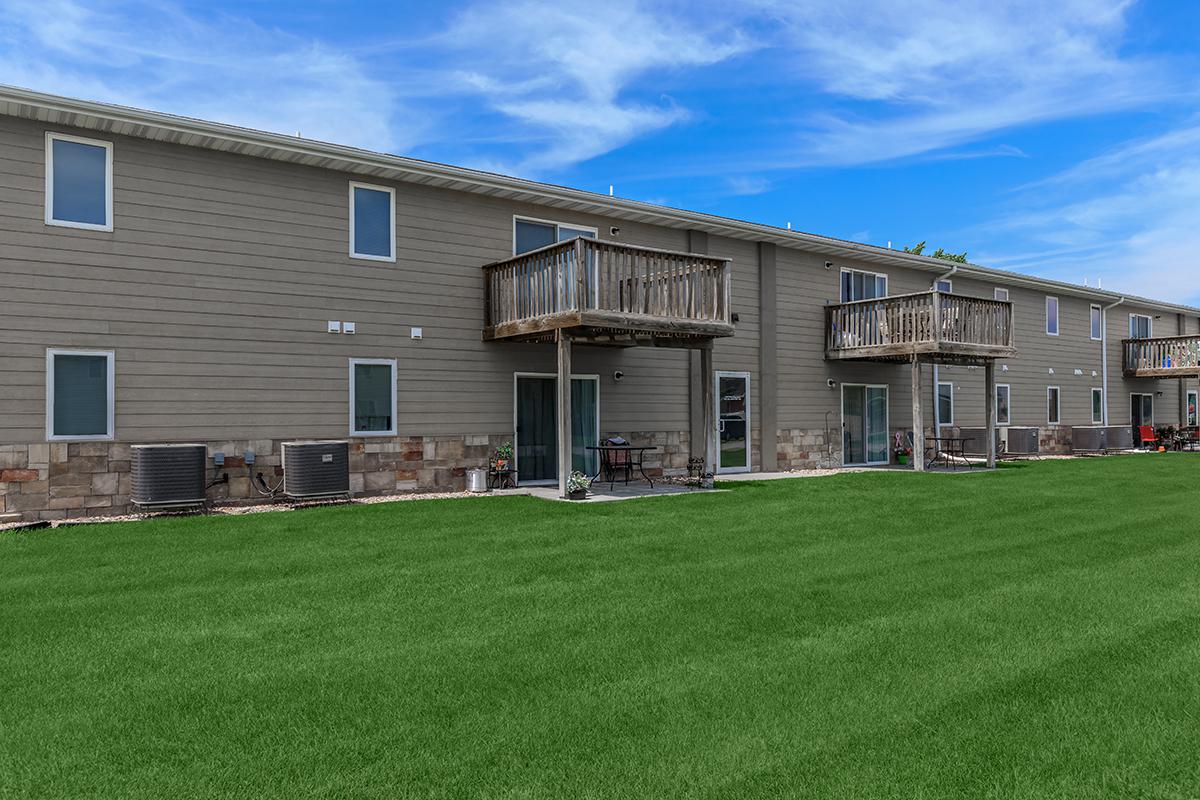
1136, 425, 1157, 449
603, 436, 632, 487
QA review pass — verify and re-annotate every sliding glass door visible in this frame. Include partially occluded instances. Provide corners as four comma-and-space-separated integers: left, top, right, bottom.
842, 384, 889, 465
514, 375, 599, 482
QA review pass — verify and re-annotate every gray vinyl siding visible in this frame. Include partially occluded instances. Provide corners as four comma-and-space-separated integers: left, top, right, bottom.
2, 109, 1197, 457
0, 114, 701, 444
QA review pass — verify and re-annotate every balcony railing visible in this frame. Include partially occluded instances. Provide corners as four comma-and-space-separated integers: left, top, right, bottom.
482, 237, 733, 342
825, 290, 1015, 360
1123, 335, 1200, 377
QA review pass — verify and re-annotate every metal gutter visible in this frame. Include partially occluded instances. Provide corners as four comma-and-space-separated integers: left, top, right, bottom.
1101, 297, 1126, 425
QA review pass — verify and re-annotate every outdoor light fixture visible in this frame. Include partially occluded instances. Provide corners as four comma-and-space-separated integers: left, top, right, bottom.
613, 370, 624, 382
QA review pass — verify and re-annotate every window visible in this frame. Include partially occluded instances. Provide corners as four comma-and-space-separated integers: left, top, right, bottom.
349, 182, 395, 261
840, 268, 888, 302
994, 288, 1009, 302
45, 132, 113, 231
996, 384, 1010, 425
1045, 296, 1059, 336
1188, 389, 1198, 427
1090, 305, 1102, 341
935, 279, 953, 293
1047, 386, 1060, 425
513, 217, 597, 255
937, 381, 954, 426
46, 349, 114, 441
1129, 313, 1152, 339
349, 358, 396, 436
1092, 388, 1104, 424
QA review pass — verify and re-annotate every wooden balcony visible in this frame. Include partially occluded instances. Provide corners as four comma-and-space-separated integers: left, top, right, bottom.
1123, 335, 1200, 377
482, 237, 734, 345
825, 291, 1016, 362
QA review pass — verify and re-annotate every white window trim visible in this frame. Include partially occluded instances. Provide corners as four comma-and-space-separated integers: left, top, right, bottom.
839, 267, 889, 302
1130, 392, 1154, 426
1089, 304, 1103, 341
994, 288, 1009, 302
45, 348, 115, 442
935, 279, 953, 293
1091, 388, 1104, 424
511, 215, 599, 256
1188, 389, 1198, 427
1047, 386, 1061, 426
937, 381, 954, 426
1128, 313, 1153, 338
348, 358, 397, 437
44, 132, 114, 232
348, 181, 396, 262
995, 383, 1010, 426
1045, 296, 1059, 336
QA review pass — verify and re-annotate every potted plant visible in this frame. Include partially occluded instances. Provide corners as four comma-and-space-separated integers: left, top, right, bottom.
494, 441, 513, 472
893, 431, 912, 465
566, 471, 591, 500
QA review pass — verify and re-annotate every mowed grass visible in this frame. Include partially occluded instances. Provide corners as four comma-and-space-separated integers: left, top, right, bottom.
3, 457, 1200, 799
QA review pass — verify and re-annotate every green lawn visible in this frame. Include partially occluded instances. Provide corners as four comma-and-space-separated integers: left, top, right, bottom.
3, 456, 1200, 799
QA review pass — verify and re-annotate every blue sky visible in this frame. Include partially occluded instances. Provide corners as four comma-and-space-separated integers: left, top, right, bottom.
4, 0, 1200, 300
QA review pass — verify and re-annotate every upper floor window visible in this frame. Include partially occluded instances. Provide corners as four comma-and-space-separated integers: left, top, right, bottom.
935, 279, 953, 293
840, 268, 887, 302
994, 288, 1009, 302
1045, 296, 1059, 336
349, 182, 396, 261
513, 217, 596, 255
1090, 304, 1102, 340
46, 349, 114, 441
1129, 313, 1152, 339
45, 133, 113, 231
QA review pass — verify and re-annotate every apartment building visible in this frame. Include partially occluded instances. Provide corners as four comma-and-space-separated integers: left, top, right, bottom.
2, 86, 1198, 521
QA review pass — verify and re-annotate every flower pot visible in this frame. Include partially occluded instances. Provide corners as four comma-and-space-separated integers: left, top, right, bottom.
896, 454, 908, 465
568, 488, 587, 500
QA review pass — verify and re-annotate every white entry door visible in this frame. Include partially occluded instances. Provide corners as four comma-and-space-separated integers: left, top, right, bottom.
715, 371, 751, 473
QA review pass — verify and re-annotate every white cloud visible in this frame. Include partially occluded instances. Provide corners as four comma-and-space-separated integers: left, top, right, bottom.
975, 125, 1200, 303
0, 0, 406, 152
750, 0, 1179, 166
433, 0, 749, 171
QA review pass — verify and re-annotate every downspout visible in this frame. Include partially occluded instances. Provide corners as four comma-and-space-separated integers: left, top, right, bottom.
931, 265, 959, 439
1101, 297, 1125, 426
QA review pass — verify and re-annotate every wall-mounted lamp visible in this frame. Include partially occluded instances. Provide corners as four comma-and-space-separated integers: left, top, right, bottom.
613, 370, 624, 383
609, 226, 621, 236
826, 378, 838, 389
824, 261, 833, 270
731, 312, 740, 323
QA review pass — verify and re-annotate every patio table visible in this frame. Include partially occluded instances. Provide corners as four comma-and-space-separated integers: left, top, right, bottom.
587, 445, 659, 489
925, 436, 974, 470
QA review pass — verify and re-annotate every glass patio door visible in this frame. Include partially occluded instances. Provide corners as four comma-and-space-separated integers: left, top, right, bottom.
1131, 393, 1153, 428
515, 375, 599, 482
716, 372, 751, 473
843, 385, 889, 465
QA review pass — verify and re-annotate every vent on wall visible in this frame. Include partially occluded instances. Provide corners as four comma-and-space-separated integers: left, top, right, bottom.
282, 441, 350, 499
131, 444, 207, 508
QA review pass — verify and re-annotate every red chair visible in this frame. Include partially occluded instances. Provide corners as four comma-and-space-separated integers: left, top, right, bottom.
1137, 425, 1157, 449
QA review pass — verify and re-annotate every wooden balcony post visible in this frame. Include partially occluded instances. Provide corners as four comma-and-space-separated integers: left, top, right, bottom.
557, 330, 572, 499
700, 341, 716, 487
985, 359, 997, 469
912, 356, 924, 472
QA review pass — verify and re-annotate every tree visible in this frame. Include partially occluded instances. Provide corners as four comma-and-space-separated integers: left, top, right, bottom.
903, 241, 968, 263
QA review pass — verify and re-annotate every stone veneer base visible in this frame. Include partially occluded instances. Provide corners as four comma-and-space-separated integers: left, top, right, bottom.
0, 430, 695, 522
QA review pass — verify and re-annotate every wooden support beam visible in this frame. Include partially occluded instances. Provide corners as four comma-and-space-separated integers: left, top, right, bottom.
985, 359, 997, 469
557, 331, 572, 498
700, 342, 717, 486
911, 356, 924, 472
